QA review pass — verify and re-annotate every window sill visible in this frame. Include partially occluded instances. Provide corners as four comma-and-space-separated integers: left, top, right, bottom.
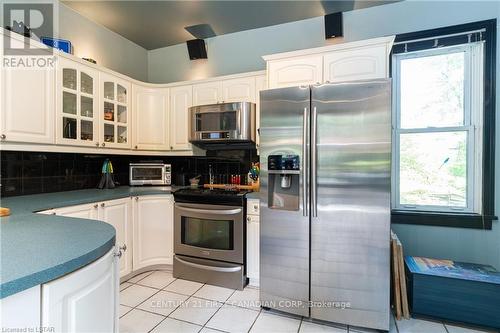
391, 210, 497, 229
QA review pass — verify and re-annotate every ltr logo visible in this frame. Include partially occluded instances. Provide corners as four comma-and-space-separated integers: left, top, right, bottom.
3, 3, 53, 55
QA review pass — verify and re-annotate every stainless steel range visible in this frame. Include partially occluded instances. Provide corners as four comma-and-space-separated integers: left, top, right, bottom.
172, 188, 249, 290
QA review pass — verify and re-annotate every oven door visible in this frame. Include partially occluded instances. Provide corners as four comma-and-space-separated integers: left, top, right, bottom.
174, 203, 244, 264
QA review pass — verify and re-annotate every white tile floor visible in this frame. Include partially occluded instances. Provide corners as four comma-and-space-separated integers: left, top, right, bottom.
119, 270, 495, 333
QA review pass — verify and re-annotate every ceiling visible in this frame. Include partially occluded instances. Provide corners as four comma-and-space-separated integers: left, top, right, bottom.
62, 1, 399, 50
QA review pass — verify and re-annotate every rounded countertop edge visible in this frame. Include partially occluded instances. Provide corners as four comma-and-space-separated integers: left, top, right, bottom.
0, 235, 115, 299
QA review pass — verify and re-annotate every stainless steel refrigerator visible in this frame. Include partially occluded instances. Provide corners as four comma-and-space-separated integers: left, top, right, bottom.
259, 79, 391, 331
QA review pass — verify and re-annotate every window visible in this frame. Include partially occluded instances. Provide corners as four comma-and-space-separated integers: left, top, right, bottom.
391, 20, 496, 229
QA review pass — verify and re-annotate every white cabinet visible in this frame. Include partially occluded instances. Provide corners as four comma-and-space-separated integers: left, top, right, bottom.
41, 247, 118, 333
56, 57, 100, 147
0, 48, 55, 144
100, 73, 131, 149
323, 44, 388, 83
264, 36, 395, 89
222, 77, 256, 103
54, 202, 98, 219
99, 198, 132, 277
193, 81, 222, 105
133, 85, 169, 150
267, 55, 323, 88
246, 198, 260, 286
169, 85, 193, 150
132, 195, 174, 270
254, 75, 267, 149
0, 286, 41, 331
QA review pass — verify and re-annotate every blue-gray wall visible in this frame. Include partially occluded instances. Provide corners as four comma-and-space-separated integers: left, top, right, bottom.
148, 0, 500, 269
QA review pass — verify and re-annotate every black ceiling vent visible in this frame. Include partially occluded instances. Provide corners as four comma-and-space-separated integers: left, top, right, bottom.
325, 12, 343, 39
186, 39, 207, 60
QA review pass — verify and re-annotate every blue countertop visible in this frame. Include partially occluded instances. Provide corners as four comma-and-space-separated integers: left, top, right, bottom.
0, 186, 177, 299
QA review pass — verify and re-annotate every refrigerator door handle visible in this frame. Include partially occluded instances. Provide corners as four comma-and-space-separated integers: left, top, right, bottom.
302, 107, 308, 217
311, 106, 318, 218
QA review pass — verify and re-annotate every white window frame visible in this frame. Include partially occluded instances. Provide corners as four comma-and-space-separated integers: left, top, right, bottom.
391, 42, 484, 214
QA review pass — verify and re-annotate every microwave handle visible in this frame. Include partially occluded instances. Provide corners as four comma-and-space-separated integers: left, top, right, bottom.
176, 205, 242, 215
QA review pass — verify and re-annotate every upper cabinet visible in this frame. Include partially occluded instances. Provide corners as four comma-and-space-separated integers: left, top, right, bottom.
133, 85, 169, 150
0, 47, 55, 144
222, 77, 256, 103
193, 81, 222, 105
323, 44, 388, 83
264, 36, 395, 89
100, 73, 131, 149
267, 55, 323, 88
170, 85, 193, 150
57, 57, 99, 147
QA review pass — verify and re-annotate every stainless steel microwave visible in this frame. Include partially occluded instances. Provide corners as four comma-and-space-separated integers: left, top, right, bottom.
188, 102, 256, 146
129, 163, 171, 186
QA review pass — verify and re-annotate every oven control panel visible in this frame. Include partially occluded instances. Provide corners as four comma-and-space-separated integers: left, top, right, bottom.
201, 132, 230, 140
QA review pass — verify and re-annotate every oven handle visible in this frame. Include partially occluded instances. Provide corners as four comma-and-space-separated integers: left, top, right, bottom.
175, 256, 242, 273
176, 205, 242, 215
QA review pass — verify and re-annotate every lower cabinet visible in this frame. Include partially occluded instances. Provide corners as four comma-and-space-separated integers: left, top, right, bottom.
41, 247, 119, 333
49, 195, 174, 278
132, 195, 174, 269
99, 198, 133, 277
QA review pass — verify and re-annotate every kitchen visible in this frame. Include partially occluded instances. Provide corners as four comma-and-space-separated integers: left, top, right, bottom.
1, 1, 499, 333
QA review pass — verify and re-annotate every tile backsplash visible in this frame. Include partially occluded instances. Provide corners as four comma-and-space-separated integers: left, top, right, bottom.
0, 150, 258, 197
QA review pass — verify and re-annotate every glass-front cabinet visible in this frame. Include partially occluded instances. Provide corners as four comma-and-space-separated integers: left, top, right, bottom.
100, 73, 131, 148
57, 58, 99, 146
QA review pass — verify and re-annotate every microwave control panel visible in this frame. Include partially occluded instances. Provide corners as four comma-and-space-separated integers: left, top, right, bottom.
202, 132, 230, 140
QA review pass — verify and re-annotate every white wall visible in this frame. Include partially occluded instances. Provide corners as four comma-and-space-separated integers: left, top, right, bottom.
148, 0, 500, 270
57, 3, 148, 81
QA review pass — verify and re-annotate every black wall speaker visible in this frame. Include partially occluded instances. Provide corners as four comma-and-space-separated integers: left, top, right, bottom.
186, 39, 208, 60
325, 12, 343, 39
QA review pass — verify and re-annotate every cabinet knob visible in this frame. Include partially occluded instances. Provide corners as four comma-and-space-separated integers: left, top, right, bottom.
247, 216, 251, 222
135, 196, 139, 201
100, 203, 105, 207
134, 145, 138, 149
51, 212, 56, 215
114, 250, 122, 258
0, 134, 6, 140
95, 142, 99, 147
93, 204, 98, 209
101, 143, 106, 147
120, 244, 127, 252
170, 146, 173, 150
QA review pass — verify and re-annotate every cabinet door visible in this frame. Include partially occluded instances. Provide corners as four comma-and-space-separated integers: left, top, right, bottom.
133, 195, 174, 270
267, 55, 323, 89
100, 73, 131, 149
42, 248, 118, 333
99, 198, 132, 277
246, 215, 260, 286
222, 77, 256, 103
133, 85, 169, 150
55, 203, 98, 219
193, 81, 222, 106
323, 45, 388, 83
169, 85, 193, 151
254, 75, 267, 149
0, 49, 54, 144
57, 57, 99, 147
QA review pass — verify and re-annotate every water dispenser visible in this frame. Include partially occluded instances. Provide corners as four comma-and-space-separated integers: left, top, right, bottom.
267, 155, 300, 211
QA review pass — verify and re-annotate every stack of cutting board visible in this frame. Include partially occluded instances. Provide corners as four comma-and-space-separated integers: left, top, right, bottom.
391, 231, 410, 320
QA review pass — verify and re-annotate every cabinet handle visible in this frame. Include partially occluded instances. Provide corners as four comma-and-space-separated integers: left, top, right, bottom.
0, 134, 6, 140
114, 250, 122, 258
93, 204, 98, 209
102, 143, 106, 147
100, 203, 105, 207
95, 142, 99, 147
119, 244, 127, 252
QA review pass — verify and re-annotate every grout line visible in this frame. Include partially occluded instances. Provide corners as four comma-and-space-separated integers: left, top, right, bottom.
247, 308, 263, 333
297, 317, 303, 333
